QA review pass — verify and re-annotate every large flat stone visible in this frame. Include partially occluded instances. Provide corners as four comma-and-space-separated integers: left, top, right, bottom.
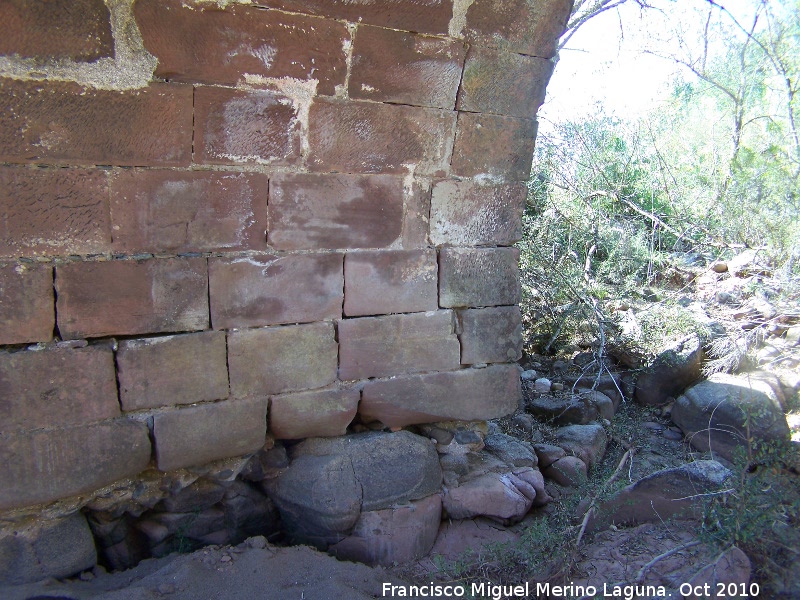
439, 247, 520, 308
458, 306, 523, 364
269, 387, 359, 440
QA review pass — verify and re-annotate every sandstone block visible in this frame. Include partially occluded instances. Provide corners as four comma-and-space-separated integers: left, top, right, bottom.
439, 247, 521, 308
209, 254, 342, 329
635, 333, 703, 406
360, 364, 520, 427
308, 98, 456, 176
462, 0, 572, 58
450, 112, 537, 181
56, 257, 208, 339
110, 170, 268, 254
255, 0, 454, 34
0, 166, 110, 258
0, 512, 97, 585
0, 420, 151, 510
227, 322, 338, 397
153, 397, 268, 471
0, 345, 118, 433
0, 263, 53, 344
270, 387, 359, 440
194, 86, 301, 166
339, 311, 460, 380
344, 250, 438, 317
458, 306, 523, 364
349, 25, 465, 109
457, 47, 553, 118
135, 0, 348, 95
117, 331, 229, 411
0, 80, 192, 167
430, 179, 526, 246
0, 0, 112, 61
268, 173, 405, 250
554, 423, 607, 470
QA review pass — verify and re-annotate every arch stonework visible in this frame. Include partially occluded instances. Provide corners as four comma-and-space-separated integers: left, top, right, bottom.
0, 0, 572, 580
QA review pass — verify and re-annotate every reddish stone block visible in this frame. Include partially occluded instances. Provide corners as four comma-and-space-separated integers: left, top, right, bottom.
255, 0, 454, 35
194, 86, 301, 166
0, 0, 113, 62
270, 387, 359, 440
268, 173, 404, 251
0, 80, 193, 167
0, 345, 118, 433
117, 331, 229, 411
450, 113, 537, 181
439, 247, 520, 308
360, 364, 521, 427
0, 420, 151, 510
110, 170, 268, 254
339, 311, 460, 380
401, 178, 433, 248
463, 0, 572, 59
457, 48, 553, 118
344, 250, 437, 317
0, 263, 53, 344
430, 179, 526, 246
153, 397, 268, 471
209, 254, 342, 329
458, 306, 523, 364
349, 26, 465, 110
56, 258, 208, 340
135, 0, 349, 96
227, 323, 338, 397
0, 166, 110, 258
308, 98, 456, 176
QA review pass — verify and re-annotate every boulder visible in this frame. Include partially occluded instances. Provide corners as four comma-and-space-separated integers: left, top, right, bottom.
329, 494, 441, 566
554, 423, 607, 470
0, 512, 96, 584
528, 394, 599, 425
635, 334, 703, 406
483, 433, 537, 467
542, 455, 587, 487
684, 546, 751, 600
672, 374, 790, 462
443, 472, 534, 524
532, 444, 566, 468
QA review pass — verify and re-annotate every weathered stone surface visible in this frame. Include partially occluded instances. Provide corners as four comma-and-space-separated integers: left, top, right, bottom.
685, 546, 751, 600
360, 364, 520, 427
227, 323, 338, 397
0, 345, 118, 432
117, 331, 229, 411
0, 80, 192, 167
554, 423, 607, 470
672, 374, 790, 462
439, 247, 520, 308
308, 98, 456, 176
56, 258, 208, 339
329, 494, 442, 566
0, 166, 110, 258
543, 455, 587, 487
589, 461, 732, 531
483, 433, 537, 467
443, 472, 533, 523
430, 179, 526, 246
209, 254, 343, 329
528, 395, 598, 426
270, 387, 359, 440
0, 420, 151, 510
514, 466, 551, 506
0, 263, 53, 344
0, 512, 96, 585
451, 112, 537, 181
160, 479, 226, 513
0, 0, 113, 61
110, 170, 268, 254
268, 173, 404, 250
458, 306, 523, 364
349, 25, 465, 109
462, 0, 572, 58
563, 372, 624, 406
429, 517, 520, 562
135, 0, 349, 95
344, 250, 438, 316
532, 443, 565, 469
457, 47, 553, 118
221, 481, 281, 542
153, 397, 268, 472
636, 334, 703, 406
339, 311, 460, 380
256, 0, 454, 34
194, 86, 301, 166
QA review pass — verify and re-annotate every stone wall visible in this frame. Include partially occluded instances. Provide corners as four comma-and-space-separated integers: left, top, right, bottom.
0, 0, 571, 581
